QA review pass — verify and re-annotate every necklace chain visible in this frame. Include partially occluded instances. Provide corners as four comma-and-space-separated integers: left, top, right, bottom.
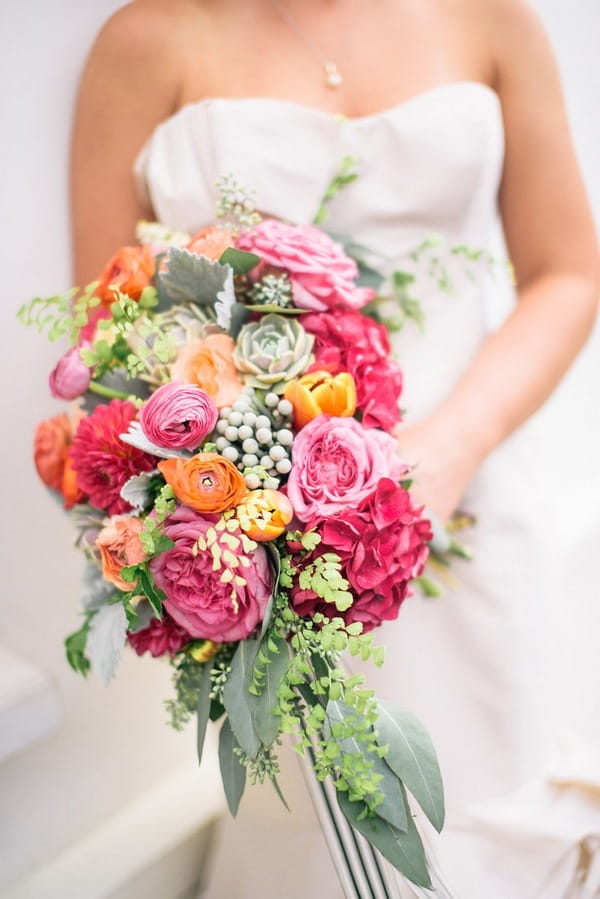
267, 0, 362, 89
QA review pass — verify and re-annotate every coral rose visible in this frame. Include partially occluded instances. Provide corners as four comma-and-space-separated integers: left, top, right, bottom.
158, 453, 247, 513
128, 613, 191, 658
139, 382, 218, 450
235, 489, 294, 542
291, 479, 432, 632
69, 399, 157, 515
95, 245, 155, 304
286, 415, 407, 525
170, 334, 242, 408
284, 370, 356, 429
150, 505, 273, 642
185, 226, 234, 261
34, 412, 85, 508
237, 219, 374, 312
96, 516, 146, 590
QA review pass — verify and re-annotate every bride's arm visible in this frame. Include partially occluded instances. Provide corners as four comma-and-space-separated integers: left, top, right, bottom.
397, 0, 600, 520
70, 4, 184, 285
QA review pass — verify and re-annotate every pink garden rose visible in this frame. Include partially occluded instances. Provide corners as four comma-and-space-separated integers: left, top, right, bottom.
127, 613, 191, 658
286, 415, 407, 524
237, 219, 374, 312
302, 310, 403, 431
49, 345, 92, 400
150, 505, 273, 642
291, 478, 432, 631
139, 382, 218, 450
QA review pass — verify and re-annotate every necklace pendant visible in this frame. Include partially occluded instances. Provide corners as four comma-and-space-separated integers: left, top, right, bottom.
324, 62, 343, 89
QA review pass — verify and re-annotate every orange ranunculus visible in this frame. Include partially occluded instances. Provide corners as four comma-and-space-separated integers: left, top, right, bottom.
96, 517, 146, 591
170, 334, 242, 408
34, 411, 85, 506
185, 226, 234, 262
158, 453, 247, 513
284, 370, 357, 429
95, 245, 155, 304
234, 489, 294, 542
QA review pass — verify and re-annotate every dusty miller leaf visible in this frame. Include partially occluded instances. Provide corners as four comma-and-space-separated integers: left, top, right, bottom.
120, 422, 192, 459
86, 603, 128, 685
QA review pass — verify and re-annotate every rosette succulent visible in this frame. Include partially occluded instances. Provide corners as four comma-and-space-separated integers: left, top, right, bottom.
233, 313, 314, 394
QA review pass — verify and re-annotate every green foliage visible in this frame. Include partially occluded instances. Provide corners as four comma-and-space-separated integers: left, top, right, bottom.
219, 247, 260, 275
17, 283, 100, 344
313, 156, 360, 226
297, 553, 354, 612
64, 613, 94, 677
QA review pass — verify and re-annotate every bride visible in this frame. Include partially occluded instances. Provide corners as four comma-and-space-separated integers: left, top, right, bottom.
71, 1, 600, 896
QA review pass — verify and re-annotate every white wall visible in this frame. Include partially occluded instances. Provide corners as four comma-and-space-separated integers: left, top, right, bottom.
0, 0, 598, 892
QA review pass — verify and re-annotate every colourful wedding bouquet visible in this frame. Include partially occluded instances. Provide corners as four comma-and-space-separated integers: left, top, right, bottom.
20, 178, 462, 888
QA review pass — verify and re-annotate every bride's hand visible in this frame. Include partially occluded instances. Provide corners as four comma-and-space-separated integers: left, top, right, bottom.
393, 417, 480, 523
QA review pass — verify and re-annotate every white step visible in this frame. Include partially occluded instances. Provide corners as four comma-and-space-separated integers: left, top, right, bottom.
0, 646, 61, 764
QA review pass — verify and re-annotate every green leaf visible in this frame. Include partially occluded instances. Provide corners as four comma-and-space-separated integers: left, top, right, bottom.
137, 567, 165, 619
261, 544, 281, 638
64, 616, 93, 677
375, 702, 445, 832
337, 790, 432, 888
244, 304, 305, 316
248, 636, 291, 746
218, 247, 260, 275
222, 640, 261, 758
269, 774, 290, 812
218, 718, 246, 816
326, 701, 407, 831
196, 662, 214, 764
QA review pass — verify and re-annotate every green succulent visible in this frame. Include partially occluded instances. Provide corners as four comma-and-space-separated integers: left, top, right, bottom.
233, 313, 314, 393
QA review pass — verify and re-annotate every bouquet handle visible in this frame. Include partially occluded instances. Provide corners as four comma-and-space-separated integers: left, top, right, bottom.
299, 747, 458, 899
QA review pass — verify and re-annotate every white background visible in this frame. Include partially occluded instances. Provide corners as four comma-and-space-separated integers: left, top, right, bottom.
0, 0, 598, 890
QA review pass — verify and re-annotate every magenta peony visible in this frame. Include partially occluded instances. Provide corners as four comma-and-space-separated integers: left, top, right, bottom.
150, 505, 273, 642
139, 382, 218, 450
69, 399, 157, 515
49, 346, 92, 400
237, 219, 374, 312
291, 479, 432, 631
302, 309, 403, 431
287, 414, 407, 525
127, 613, 191, 658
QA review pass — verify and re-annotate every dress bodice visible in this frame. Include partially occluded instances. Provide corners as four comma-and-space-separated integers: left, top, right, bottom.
134, 81, 509, 418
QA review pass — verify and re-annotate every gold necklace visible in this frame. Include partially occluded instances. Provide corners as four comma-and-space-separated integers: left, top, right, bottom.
267, 0, 362, 89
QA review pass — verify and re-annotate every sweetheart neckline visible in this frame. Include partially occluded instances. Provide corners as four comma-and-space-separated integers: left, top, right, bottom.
137, 80, 501, 158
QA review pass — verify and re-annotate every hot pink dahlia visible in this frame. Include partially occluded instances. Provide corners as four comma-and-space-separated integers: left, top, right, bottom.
127, 614, 191, 658
69, 399, 156, 515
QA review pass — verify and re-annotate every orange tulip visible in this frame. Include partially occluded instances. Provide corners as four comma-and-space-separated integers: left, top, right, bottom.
284, 370, 357, 429
234, 488, 294, 542
95, 245, 155, 304
158, 453, 247, 514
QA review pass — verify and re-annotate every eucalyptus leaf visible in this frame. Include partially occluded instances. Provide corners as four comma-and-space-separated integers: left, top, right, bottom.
218, 718, 246, 816
120, 422, 192, 459
157, 247, 234, 307
80, 370, 151, 413
86, 603, 128, 685
120, 471, 159, 511
218, 247, 260, 275
248, 636, 291, 746
325, 701, 407, 832
196, 661, 214, 764
244, 304, 305, 316
261, 544, 281, 638
375, 701, 445, 832
222, 639, 261, 758
337, 790, 432, 888
269, 774, 290, 812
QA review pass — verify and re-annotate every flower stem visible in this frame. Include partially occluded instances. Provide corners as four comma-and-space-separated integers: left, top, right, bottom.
87, 381, 130, 400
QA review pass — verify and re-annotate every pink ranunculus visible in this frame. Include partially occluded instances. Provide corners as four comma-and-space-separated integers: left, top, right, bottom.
139, 382, 218, 450
127, 613, 191, 658
286, 415, 407, 524
69, 399, 157, 515
237, 219, 374, 312
49, 346, 92, 400
302, 309, 403, 431
150, 505, 273, 642
291, 478, 432, 632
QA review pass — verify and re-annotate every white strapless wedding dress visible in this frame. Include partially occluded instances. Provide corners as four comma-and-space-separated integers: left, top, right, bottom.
134, 83, 600, 898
